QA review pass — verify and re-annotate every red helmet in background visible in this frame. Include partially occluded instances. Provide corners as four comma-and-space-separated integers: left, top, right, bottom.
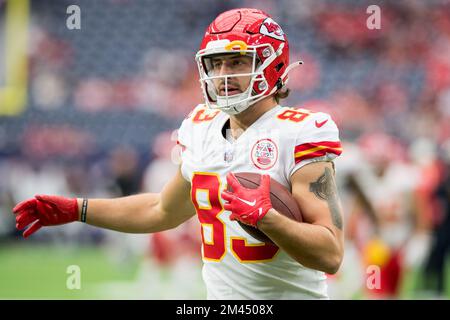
195, 8, 302, 115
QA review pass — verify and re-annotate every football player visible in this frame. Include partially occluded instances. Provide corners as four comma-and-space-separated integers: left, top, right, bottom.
13, 8, 344, 299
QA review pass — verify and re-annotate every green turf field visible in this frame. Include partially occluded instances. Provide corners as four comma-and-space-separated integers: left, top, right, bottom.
0, 243, 206, 299
0, 243, 447, 299
0, 243, 141, 299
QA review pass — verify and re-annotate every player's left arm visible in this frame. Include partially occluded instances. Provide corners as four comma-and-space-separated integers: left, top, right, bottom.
258, 161, 344, 274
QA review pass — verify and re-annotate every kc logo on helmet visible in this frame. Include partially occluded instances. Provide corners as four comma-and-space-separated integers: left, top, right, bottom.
260, 18, 285, 41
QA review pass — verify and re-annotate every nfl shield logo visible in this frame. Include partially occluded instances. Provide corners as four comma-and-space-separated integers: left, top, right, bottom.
224, 149, 234, 163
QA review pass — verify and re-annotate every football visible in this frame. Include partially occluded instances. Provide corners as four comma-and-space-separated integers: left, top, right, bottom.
227, 172, 303, 244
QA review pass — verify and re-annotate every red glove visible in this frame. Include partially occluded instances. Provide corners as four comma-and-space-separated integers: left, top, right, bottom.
13, 195, 79, 238
221, 173, 273, 227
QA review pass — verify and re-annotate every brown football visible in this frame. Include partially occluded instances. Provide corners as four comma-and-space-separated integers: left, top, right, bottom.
227, 172, 303, 244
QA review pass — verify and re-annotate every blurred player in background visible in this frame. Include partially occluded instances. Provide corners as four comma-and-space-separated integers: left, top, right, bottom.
141, 130, 202, 299
357, 133, 428, 298
12, 8, 345, 299
422, 141, 450, 297
332, 133, 430, 298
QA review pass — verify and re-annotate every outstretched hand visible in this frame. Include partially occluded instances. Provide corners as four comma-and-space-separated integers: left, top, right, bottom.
13, 195, 79, 238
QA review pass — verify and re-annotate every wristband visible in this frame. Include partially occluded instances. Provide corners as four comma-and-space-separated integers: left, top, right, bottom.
81, 198, 88, 223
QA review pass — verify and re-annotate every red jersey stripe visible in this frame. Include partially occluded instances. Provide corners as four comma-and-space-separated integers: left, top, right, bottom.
294, 141, 342, 154
294, 146, 342, 164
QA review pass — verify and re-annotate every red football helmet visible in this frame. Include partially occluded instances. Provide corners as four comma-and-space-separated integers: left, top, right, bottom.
195, 8, 302, 115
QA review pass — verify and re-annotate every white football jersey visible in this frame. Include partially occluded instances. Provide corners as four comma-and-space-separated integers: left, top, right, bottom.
177, 104, 342, 299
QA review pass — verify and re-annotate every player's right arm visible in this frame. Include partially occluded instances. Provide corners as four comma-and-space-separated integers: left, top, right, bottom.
13, 167, 196, 237
79, 167, 195, 233
14, 105, 202, 238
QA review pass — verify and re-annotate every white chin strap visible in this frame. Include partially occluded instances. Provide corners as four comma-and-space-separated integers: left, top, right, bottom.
216, 86, 253, 115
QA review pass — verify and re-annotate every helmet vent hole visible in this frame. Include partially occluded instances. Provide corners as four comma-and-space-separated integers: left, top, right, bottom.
275, 63, 284, 72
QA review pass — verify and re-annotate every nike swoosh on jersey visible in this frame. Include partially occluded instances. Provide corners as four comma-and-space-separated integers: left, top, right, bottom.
315, 119, 328, 128
236, 197, 256, 206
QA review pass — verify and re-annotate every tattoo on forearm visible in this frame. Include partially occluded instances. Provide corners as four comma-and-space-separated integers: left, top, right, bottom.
309, 167, 343, 230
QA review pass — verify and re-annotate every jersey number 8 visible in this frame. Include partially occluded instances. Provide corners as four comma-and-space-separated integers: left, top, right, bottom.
191, 172, 279, 263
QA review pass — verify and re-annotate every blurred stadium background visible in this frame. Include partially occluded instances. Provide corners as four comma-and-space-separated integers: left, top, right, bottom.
1, 0, 450, 299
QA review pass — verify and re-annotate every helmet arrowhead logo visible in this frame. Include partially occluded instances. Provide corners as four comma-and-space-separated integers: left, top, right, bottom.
264, 22, 282, 36
260, 18, 285, 41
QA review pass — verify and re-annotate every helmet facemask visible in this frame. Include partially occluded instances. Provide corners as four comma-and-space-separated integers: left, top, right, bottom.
196, 42, 278, 115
